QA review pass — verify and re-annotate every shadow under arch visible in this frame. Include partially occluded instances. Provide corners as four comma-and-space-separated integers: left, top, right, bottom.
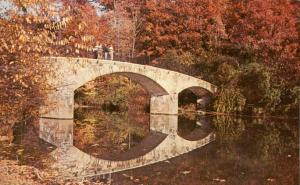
177, 86, 214, 141
73, 72, 169, 97
178, 86, 213, 110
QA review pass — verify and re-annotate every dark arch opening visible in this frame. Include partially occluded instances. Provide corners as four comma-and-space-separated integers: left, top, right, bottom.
177, 86, 213, 141
178, 86, 212, 113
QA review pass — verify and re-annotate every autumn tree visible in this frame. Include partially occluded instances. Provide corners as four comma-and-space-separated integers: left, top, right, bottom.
0, 0, 108, 129
224, 0, 299, 80
56, 0, 109, 57
136, 0, 227, 59
0, 0, 58, 126
98, 0, 144, 61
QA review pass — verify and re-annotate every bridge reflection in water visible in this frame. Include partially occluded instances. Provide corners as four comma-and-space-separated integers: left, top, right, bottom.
39, 114, 215, 178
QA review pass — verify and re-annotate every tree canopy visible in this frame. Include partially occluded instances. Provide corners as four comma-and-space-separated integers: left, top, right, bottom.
0, 0, 299, 125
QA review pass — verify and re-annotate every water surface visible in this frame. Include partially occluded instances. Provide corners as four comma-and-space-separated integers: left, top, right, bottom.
0, 109, 298, 184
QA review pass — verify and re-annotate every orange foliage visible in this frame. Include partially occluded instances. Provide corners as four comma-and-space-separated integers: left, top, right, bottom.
0, 0, 108, 125
137, 0, 227, 57
225, 0, 299, 77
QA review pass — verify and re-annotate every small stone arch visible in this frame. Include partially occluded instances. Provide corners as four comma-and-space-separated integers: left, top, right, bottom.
178, 86, 213, 112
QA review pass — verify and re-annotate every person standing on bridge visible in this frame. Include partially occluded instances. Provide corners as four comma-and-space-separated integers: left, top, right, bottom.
108, 45, 114, 60
103, 45, 109, 60
94, 44, 103, 59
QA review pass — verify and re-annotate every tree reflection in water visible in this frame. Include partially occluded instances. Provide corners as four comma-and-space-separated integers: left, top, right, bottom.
110, 116, 298, 185
74, 108, 150, 158
0, 113, 298, 184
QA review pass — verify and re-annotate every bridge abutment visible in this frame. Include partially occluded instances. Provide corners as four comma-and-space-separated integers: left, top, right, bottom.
150, 94, 178, 115
40, 90, 74, 119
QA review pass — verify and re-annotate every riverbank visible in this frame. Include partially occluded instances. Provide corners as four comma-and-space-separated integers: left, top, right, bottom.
0, 160, 51, 185
0, 160, 109, 185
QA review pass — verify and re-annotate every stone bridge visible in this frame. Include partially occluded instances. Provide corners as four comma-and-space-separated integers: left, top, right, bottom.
40, 57, 217, 119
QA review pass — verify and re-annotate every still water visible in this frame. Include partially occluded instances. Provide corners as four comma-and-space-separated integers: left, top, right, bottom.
0, 108, 298, 184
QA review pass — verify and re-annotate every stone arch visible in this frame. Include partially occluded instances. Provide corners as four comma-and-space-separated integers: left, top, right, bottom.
178, 86, 213, 111
73, 72, 169, 97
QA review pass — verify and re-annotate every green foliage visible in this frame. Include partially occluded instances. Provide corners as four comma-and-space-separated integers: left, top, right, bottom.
156, 49, 297, 116
213, 87, 246, 114
255, 126, 281, 160
215, 62, 239, 85
212, 115, 298, 161
246, 121, 299, 160
213, 116, 245, 144
277, 86, 300, 116
178, 52, 197, 67
239, 63, 272, 103
239, 63, 282, 114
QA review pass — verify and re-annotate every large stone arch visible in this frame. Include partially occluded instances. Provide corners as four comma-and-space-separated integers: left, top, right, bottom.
40, 57, 217, 119
74, 72, 169, 97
